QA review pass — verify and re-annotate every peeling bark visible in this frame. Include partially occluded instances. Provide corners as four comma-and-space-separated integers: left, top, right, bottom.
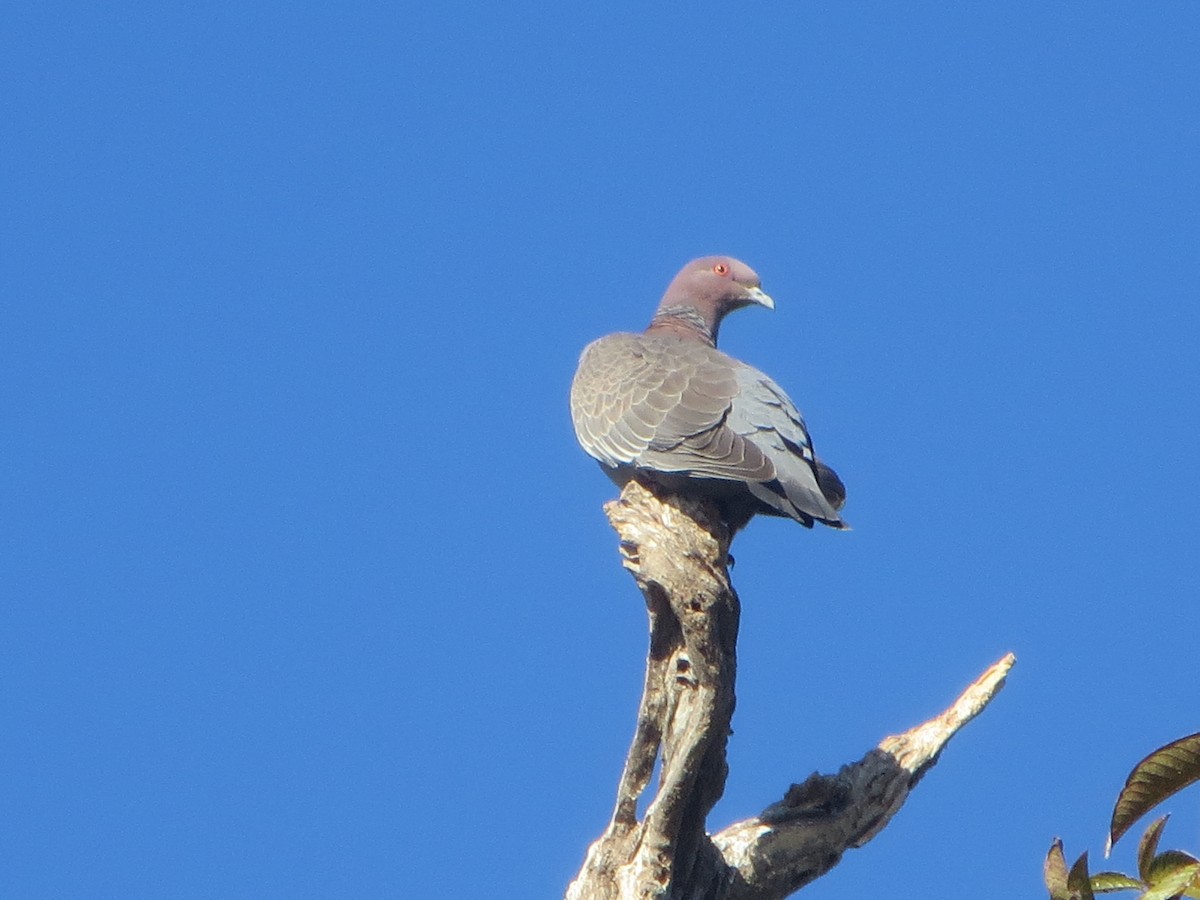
566, 481, 1014, 900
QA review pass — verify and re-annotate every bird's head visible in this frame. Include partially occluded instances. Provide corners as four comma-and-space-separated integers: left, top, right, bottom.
649, 256, 774, 344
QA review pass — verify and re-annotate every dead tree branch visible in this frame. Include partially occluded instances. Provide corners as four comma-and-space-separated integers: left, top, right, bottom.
566, 481, 1014, 900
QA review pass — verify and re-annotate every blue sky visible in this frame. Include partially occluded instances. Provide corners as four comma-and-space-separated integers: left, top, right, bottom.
3, 3, 1199, 897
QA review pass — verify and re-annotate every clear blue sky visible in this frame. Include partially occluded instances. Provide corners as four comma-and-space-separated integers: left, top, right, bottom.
3, 4, 1199, 898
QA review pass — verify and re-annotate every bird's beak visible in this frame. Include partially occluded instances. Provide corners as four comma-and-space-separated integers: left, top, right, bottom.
745, 286, 775, 310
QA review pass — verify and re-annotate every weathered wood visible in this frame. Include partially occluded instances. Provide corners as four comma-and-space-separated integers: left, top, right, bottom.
711, 653, 1015, 899
566, 480, 1013, 900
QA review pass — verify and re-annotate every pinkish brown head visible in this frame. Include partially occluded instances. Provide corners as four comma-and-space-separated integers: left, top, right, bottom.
647, 256, 774, 345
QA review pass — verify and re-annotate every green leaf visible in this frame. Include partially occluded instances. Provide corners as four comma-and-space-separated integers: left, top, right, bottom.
1089, 871, 1144, 893
1070, 852, 1096, 900
1139, 817, 1171, 879
1108, 732, 1200, 853
1141, 850, 1200, 900
1046, 839, 1072, 900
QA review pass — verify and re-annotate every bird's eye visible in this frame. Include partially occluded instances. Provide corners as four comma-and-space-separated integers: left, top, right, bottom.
712, 263, 730, 276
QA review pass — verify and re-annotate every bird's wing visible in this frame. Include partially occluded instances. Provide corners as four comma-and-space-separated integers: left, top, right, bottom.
725, 363, 847, 526
570, 334, 775, 482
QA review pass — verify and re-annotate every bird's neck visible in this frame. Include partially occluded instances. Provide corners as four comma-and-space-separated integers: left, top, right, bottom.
646, 305, 718, 346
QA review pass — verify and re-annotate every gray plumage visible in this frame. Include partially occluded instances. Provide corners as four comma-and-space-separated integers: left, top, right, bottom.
570, 256, 846, 532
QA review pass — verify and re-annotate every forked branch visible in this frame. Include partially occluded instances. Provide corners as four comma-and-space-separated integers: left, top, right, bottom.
566, 481, 1013, 900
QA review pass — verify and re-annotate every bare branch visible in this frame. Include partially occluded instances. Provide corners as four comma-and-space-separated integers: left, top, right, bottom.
566, 481, 1014, 900
568, 480, 738, 900
713, 653, 1015, 899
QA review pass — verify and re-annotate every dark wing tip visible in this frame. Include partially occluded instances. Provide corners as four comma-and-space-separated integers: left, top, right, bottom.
814, 459, 846, 511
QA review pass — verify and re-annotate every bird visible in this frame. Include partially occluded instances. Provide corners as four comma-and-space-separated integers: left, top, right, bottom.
569, 256, 847, 534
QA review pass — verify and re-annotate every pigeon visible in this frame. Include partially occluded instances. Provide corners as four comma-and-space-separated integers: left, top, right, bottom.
570, 256, 847, 533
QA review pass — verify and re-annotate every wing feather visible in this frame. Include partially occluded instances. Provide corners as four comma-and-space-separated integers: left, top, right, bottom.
726, 363, 845, 524
571, 334, 844, 526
